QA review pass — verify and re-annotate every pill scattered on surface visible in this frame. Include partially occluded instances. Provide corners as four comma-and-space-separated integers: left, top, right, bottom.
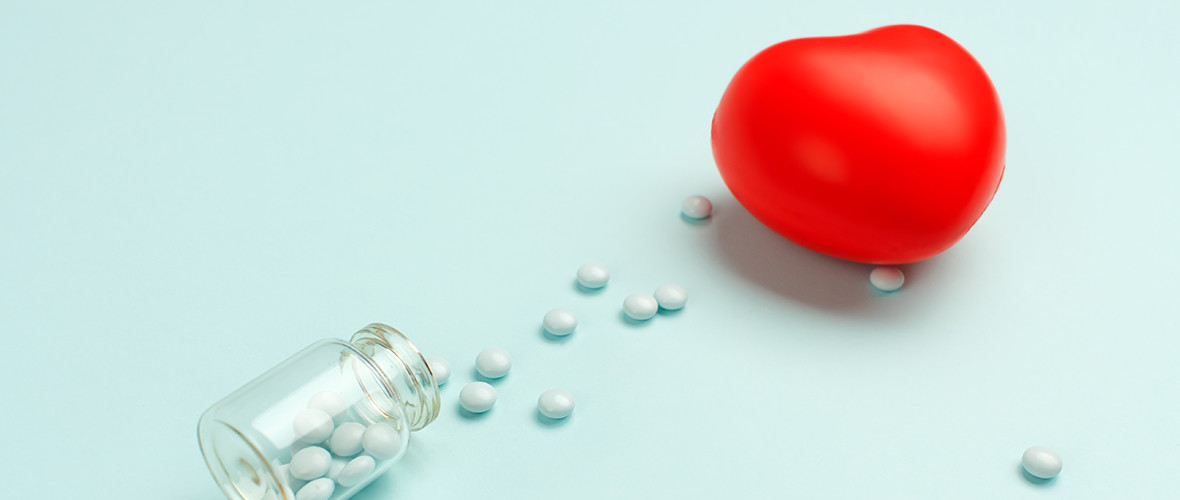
543, 308, 578, 336
361, 422, 402, 460
295, 478, 335, 500
425, 356, 450, 385
327, 422, 365, 457
681, 195, 713, 219
475, 348, 512, 378
873, 265, 906, 292
306, 391, 348, 424
869, 266, 905, 292
293, 408, 335, 444
537, 389, 576, 419
336, 455, 376, 488
576, 263, 610, 288
459, 381, 497, 413
653, 284, 687, 310
1021, 446, 1063, 479
289, 446, 332, 481
623, 293, 659, 320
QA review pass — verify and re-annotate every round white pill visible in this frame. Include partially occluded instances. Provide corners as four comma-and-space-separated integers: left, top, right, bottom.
337, 455, 376, 488
623, 293, 659, 320
459, 381, 497, 413
869, 266, 905, 292
269, 464, 296, 500
537, 388, 576, 419
681, 195, 713, 219
475, 348, 512, 378
272, 462, 291, 485
425, 356, 451, 385
576, 263, 610, 288
653, 284, 687, 310
361, 422, 402, 460
1021, 446, 1063, 479
295, 478, 335, 500
292, 408, 334, 444
326, 457, 348, 480
327, 422, 365, 457
306, 391, 348, 424
289, 446, 331, 481
543, 308, 578, 336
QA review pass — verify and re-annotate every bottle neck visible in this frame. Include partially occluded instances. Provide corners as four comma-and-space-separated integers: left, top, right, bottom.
349, 323, 441, 431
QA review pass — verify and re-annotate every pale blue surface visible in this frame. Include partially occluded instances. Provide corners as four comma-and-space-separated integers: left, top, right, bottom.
1, 1, 1178, 498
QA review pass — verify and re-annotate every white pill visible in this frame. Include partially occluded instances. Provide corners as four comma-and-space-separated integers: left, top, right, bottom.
295, 478, 335, 500
327, 422, 365, 457
537, 388, 576, 419
326, 457, 348, 480
576, 263, 610, 288
289, 446, 331, 481
288, 440, 316, 457
292, 409, 334, 444
425, 356, 450, 385
653, 284, 687, 310
543, 308, 578, 336
1021, 446, 1063, 479
337, 455, 376, 488
869, 266, 905, 292
459, 381, 497, 413
307, 391, 348, 424
270, 463, 297, 500
681, 195, 713, 219
271, 462, 291, 485
272, 460, 303, 496
361, 422, 402, 460
475, 348, 512, 378
623, 293, 659, 320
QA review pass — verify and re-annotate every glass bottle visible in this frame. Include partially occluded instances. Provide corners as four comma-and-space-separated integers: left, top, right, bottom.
198, 323, 441, 500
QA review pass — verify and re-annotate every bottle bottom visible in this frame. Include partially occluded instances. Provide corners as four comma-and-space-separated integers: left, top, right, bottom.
199, 419, 286, 500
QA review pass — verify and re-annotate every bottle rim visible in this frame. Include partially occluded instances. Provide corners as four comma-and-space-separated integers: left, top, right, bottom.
348, 323, 441, 431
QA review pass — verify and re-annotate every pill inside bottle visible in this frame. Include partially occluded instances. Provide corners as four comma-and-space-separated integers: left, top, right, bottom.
198, 323, 441, 500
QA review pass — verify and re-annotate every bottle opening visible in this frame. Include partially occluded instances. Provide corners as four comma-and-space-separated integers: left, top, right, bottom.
349, 323, 441, 431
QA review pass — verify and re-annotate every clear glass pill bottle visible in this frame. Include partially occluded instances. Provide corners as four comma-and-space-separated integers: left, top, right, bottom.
198, 323, 440, 500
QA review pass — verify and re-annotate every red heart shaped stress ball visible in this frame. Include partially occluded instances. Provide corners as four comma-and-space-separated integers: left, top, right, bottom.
711, 25, 1005, 264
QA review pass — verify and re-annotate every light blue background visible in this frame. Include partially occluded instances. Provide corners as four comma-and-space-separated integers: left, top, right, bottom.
2, 1, 1178, 498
